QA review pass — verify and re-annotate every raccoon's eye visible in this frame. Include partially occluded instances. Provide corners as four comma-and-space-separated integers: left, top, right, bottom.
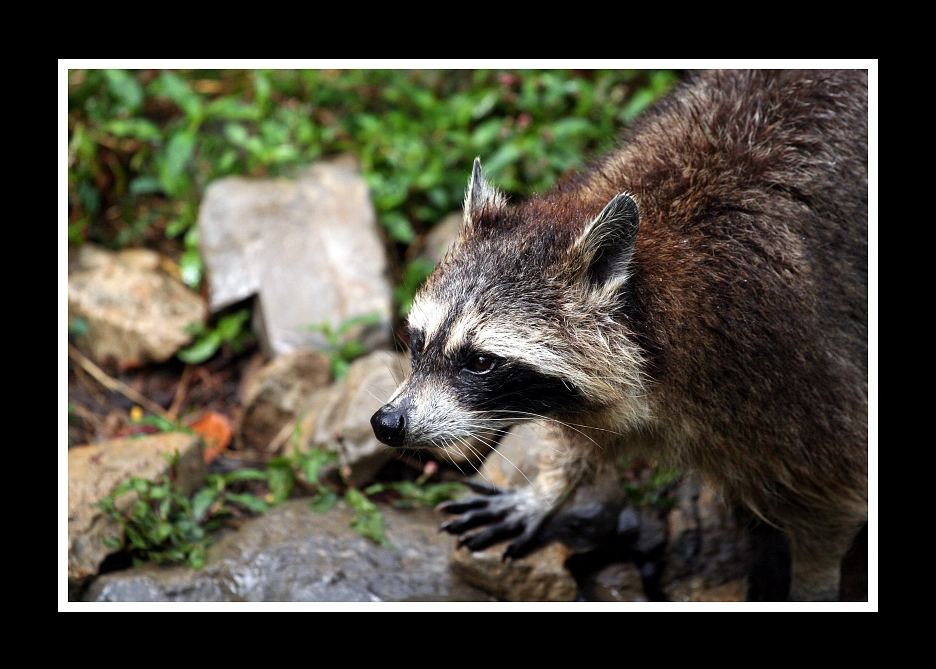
464, 354, 498, 375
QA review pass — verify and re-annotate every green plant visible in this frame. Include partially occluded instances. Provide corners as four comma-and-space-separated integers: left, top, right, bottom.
130, 410, 191, 434
344, 488, 388, 545
617, 454, 681, 509
100, 473, 211, 568
307, 312, 383, 379
68, 69, 680, 338
68, 317, 89, 338
393, 258, 437, 316
100, 460, 276, 569
178, 308, 253, 364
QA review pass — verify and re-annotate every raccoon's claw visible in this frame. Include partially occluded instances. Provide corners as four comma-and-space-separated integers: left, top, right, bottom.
458, 519, 525, 552
436, 495, 490, 515
438, 485, 549, 557
439, 508, 507, 534
463, 480, 503, 496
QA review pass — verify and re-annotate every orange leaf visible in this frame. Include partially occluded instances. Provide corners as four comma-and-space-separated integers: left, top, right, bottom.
189, 411, 233, 464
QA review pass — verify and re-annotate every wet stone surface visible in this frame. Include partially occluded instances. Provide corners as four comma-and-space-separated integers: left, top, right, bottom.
84, 500, 493, 602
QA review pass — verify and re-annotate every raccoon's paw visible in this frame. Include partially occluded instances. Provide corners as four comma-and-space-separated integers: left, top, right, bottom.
437, 481, 550, 560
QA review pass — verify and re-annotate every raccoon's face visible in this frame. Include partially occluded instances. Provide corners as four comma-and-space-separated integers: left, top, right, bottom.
371, 159, 646, 450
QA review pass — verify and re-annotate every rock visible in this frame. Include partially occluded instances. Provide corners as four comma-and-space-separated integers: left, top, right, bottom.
450, 542, 577, 602
664, 577, 746, 602
452, 421, 616, 600
68, 245, 206, 368
297, 351, 406, 485
198, 160, 392, 357
68, 433, 205, 584
660, 477, 748, 599
84, 500, 494, 602
239, 350, 332, 449
419, 212, 461, 265
70, 244, 161, 273
579, 562, 648, 602
454, 422, 748, 601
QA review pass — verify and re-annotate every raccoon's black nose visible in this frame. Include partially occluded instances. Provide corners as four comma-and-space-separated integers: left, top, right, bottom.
371, 405, 407, 447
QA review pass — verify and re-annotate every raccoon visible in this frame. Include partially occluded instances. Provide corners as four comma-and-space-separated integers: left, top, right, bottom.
371, 70, 868, 601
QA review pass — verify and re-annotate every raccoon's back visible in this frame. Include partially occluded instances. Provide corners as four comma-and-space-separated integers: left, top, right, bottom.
612, 70, 868, 475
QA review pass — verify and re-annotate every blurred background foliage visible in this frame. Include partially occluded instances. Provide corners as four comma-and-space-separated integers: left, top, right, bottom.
67, 69, 679, 301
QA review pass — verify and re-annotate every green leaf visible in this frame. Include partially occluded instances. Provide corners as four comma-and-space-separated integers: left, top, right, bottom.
346, 489, 388, 545
103, 536, 123, 549
222, 468, 268, 483
191, 488, 217, 522
332, 358, 350, 380
549, 118, 591, 140
484, 142, 522, 176
129, 176, 163, 195
151, 71, 203, 119
267, 462, 295, 505
379, 212, 415, 243
104, 118, 161, 142
216, 309, 251, 342
225, 493, 269, 514
135, 414, 178, 432
336, 311, 383, 336
68, 317, 88, 338
470, 118, 503, 147
207, 98, 261, 121
179, 247, 203, 289
159, 131, 196, 198
189, 544, 206, 569
299, 449, 335, 485
224, 123, 250, 146
104, 70, 143, 112
177, 331, 222, 365
345, 488, 377, 514
309, 490, 338, 513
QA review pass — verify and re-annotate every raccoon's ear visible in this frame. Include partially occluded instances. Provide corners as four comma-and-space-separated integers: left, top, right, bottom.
463, 157, 506, 230
571, 192, 640, 288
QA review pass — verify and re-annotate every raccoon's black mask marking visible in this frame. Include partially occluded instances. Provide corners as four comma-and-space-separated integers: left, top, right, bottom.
457, 359, 588, 416
408, 324, 587, 418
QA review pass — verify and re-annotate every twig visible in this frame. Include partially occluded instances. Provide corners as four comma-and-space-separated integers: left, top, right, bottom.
265, 418, 299, 455
67, 344, 172, 420
71, 361, 110, 408
168, 365, 193, 420
68, 401, 105, 437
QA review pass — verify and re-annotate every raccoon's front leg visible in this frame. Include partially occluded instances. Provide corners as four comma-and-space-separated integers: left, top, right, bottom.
438, 435, 594, 560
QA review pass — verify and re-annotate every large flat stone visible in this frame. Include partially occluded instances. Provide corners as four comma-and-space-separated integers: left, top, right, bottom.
198, 161, 392, 357
84, 500, 494, 602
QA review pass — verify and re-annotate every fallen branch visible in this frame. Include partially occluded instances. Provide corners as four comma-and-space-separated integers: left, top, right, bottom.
264, 418, 299, 454
168, 365, 193, 420
67, 344, 172, 421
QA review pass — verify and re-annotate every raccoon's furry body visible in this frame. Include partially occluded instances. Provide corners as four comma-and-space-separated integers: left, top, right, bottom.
372, 70, 868, 601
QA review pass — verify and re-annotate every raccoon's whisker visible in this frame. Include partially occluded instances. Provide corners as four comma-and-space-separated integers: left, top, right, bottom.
457, 421, 564, 455
439, 441, 468, 477
481, 409, 627, 437
451, 437, 498, 486
364, 387, 387, 404
465, 414, 603, 450
469, 431, 536, 490
452, 437, 494, 484
477, 409, 619, 443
